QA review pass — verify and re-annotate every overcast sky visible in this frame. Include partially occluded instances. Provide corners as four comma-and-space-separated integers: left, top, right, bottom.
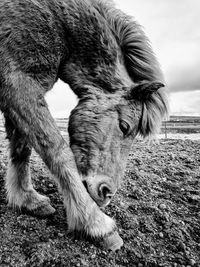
45, 0, 200, 117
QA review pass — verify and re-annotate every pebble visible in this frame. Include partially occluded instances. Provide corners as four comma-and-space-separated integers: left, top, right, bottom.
58, 233, 64, 237
169, 153, 175, 160
185, 250, 190, 256
189, 259, 196, 266
159, 232, 164, 238
1, 162, 6, 168
159, 203, 167, 210
179, 241, 186, 251
80, 259, 89, 267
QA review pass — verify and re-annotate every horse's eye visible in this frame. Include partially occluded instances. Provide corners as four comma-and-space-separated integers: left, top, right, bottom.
119, 120, 130, 136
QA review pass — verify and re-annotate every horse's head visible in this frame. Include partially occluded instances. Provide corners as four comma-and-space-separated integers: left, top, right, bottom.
68, 81, 167, 207
64, 0, 169, 207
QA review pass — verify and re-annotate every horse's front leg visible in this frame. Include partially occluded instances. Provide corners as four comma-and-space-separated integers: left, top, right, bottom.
4, 115, 55, 216
2, 73, 122, 249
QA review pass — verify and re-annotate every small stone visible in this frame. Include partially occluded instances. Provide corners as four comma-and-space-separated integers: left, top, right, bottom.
80, 259, 88, 267
48, 183, 54, 188
159, 232, 164, 238
58, 233, 64, 237
185, 250, 190, 256
169, 153, 175, 160
178, 241, 186, 251
159, 203, 167, 210
1, 162, 6, 169
189, 259, 196, 266
120, 201, 127, 209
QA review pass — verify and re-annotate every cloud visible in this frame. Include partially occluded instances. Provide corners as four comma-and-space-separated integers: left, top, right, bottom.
170, 90, 200, 116
116, 0, 200, 94
167, 65, 200, 93
162, 42, 200, 92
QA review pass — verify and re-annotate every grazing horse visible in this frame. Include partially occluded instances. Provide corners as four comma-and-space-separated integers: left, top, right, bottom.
0, 0, 168, 249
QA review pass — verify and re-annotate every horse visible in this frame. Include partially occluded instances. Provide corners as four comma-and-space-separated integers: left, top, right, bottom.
0, 0, 168, 250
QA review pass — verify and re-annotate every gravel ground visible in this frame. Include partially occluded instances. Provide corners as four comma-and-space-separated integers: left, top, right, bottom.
0, 131, 200, 267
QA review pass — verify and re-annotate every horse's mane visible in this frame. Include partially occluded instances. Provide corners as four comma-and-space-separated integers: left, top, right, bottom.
92, 0, 169, 137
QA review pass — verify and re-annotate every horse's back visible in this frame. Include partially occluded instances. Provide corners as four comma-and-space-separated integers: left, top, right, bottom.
0, 0, 65, 86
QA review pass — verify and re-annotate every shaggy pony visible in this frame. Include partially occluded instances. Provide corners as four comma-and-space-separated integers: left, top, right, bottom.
0, 0, 168, 250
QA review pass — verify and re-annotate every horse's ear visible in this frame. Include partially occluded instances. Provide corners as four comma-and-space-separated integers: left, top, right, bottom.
128, 81, 168, 138
130, 81, 165, 101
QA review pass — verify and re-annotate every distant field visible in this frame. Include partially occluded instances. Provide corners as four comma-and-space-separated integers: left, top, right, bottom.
0, 118, 69, 134
1, 116, 200, 135
162, 116, 200, 134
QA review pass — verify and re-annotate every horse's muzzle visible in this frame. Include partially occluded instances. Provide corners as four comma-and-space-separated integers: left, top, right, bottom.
82, 174, 117, 207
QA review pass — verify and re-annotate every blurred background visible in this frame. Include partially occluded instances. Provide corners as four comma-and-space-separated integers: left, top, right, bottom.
46, 0, 200, 118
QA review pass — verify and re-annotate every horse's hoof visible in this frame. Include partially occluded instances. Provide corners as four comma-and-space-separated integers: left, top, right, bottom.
21, 203, 56, 218
103, 231, 123, 251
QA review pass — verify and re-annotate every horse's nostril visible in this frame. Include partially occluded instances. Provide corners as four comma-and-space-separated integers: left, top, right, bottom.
83, 180, 115, 206
98, 184, 113, 200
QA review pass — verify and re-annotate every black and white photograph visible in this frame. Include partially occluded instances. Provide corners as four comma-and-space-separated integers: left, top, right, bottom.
0, 0, 199, 266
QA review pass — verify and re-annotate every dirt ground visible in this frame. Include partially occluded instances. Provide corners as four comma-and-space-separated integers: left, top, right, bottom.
0, 131, 200, 267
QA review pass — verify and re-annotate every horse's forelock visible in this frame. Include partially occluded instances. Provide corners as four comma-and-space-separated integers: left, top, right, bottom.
124, 82, 168, 138
138, 89, 169, 138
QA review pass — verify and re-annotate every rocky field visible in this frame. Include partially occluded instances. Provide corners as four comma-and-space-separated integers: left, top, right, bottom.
0, 130, 200, 267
